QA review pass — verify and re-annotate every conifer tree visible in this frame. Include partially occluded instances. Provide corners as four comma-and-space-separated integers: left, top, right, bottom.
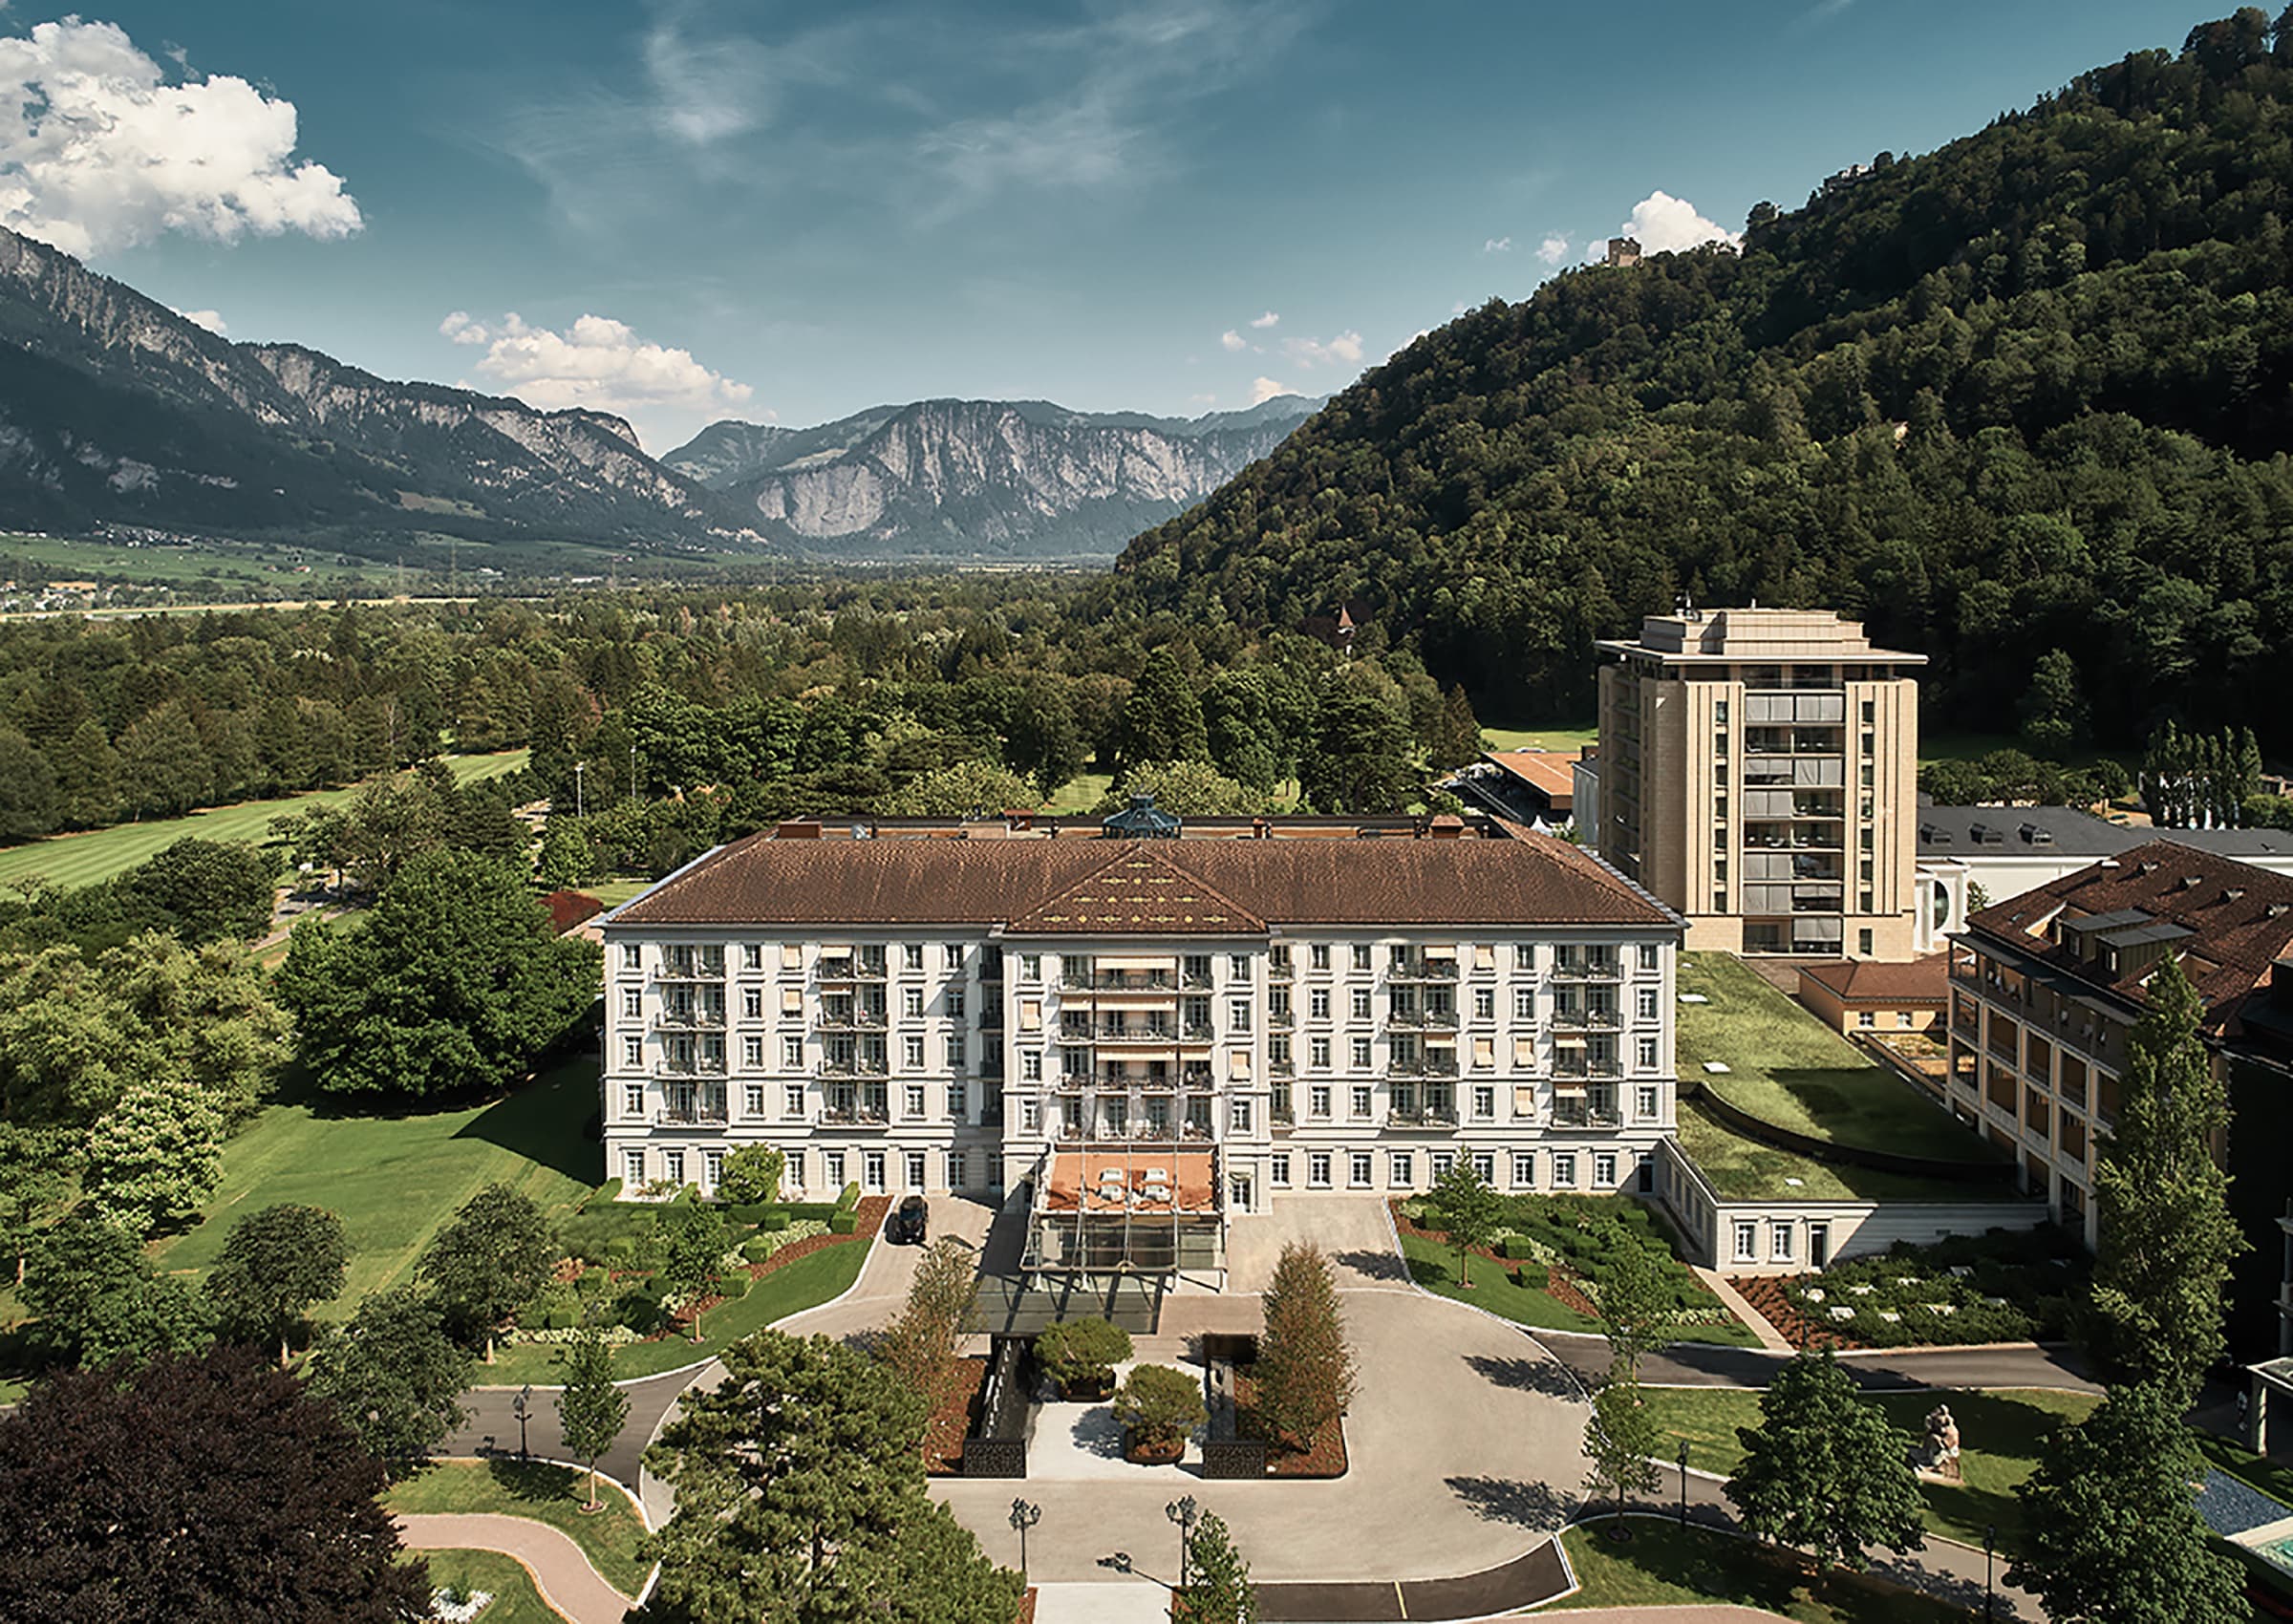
1253, 1242, 1357, 1453
1179, 1512, 1260, 1624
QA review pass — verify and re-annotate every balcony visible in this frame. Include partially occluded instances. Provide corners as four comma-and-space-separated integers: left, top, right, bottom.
656, 1008, 726, 1029
820, 1055, 889, 1079
821, 1103, 890, 1127
1425, 1052, 1459, 1078
654, 1102, 728, 1126
817, 957, 856, 982
1182, 1021, 1216, 1042
1180, 1121, 1216, 1142
1269, 1057, 1296, 1078
1181, 969, 1215, 991
1553, 1058, 1623, 1080
1095, 970, 1177, 993
817, 1009, 858, 1032
657, 956, 726, 982
1421, 1009, 1459, 1032
1269, 959, 1295, 981
1390, 958, 1460, 982
1270, 1009, 1296, 1031
1551, 1101, 1624, 1129
1551, 1008, 1620, 1032
1552, 957, 1623, 982
1098, 1022, 1178, 1044
1386, 1105, 1461, 1128
654, 1058, 728, 1078
1386, 1057, 1425, 1078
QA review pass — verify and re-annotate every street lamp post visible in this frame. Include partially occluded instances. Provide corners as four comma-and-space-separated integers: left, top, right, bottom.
1676, 1440, 1691, 1529
1984, 1523, 1996, 1623
572, 761, 585, 819
512, 1385, 532, 1462
1009, 1498, 1041, 1581
1166, 1495, 1201, 1590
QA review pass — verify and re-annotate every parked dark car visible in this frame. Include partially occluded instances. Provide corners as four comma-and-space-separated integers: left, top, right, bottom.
889, 1194, 929, 1245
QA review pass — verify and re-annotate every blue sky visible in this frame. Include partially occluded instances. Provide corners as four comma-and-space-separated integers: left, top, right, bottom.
0, 0, 2223, 451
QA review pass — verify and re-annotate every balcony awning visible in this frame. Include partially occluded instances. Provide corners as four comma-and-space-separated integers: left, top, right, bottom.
1096, 954, 1180, 972
1554, 1081, 1589, 1097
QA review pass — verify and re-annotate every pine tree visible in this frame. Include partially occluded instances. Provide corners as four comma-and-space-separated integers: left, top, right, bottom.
1178, 1512, 1260, 1624
2009, 1381, 2248, 1624
1724, 1350, 1925, 1574
556, 1330, 630, 1511
1253, 1242, 1357, 1454
1428, 684, 1486, 771
1583, 1365, 1664, 1522
2083, 954, 2246, 1400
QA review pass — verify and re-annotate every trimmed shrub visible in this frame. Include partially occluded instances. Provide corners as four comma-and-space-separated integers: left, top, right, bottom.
828, 1211, 858, 1235
605, 1237, 638, 1269
613, 1290, 666, 1336
835, 1182, 862, 1212
574, 1268, 610, 1297
1037, 1316, 1132, 1393
718, 1273, 751, 1302
760, 1210, 792, 1232
1113, 1362, 1206, 1455
782, 1202, 844, 1222
742, 1236, 776, 1264
1500, 1235, 1544, 1262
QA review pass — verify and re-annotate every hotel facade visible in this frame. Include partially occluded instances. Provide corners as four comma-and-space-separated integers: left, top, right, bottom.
597, 807, 1683, 1278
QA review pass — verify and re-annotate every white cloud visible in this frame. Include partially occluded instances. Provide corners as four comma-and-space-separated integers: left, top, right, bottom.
1535, 233, 1570, 266
0, 18, 359, 259
1189, 392, 1217, 406
1219, 329, 1248, 353
1249, 310, 1279, 329
1283, 330, 1364, 369
452, 311, 754, 441
1619, 190, 1740, 255
1483, 236, 1511, 254
172, 307, 225, 335
1249, 376, 1298, 405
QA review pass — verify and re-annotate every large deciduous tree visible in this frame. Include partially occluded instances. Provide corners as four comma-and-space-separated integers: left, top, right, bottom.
1112, 647, 1211, 774
304, 1287, 472, 1467
2008, 1380, 2247, 1624
204, 1203, 352, 1367
715, 1144, 784, 1207
80, 1073, 226, 1236
1300, 673, 1417, 814
22, 1213, 215, 1369
657, 1201, 730, 1343
275, 849, 600, 1100
639, 1331, 1021, 1624
1253, 1242, 1357, 1454
0, 1124, 79, 1287
1588, 1219, 1681, 1378
112, 837, 278, 945
1725, 1351, 1925, 1575
0, 1345, 430, 1623
2083, 954, 2245, 1400
418, 1183, 558, 1362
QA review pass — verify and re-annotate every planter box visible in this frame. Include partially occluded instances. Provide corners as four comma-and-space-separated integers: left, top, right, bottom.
1125, 1429, 1186, 1465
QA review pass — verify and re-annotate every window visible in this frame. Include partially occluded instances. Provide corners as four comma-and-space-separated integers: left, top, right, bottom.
1308, 1152, 1333, 1188
1714, 698, 1729, 725
1390, 1151, 1414, 1187
1471, 1151, 1495, 1184
1858, 929, 1875, 956
1637, 987, 1659, 1021
1346, 1037, 1369, 1070
903, 987, 924, 1018
1310, 944, 1331, 971
1472, 1085, 1495, 1120
1429, 1150, 1455, 1181
1310, 989, 1332, 1019
1514, 988, 1536, 1019
1511, 1151, 1535, 1188
1309, 1085, 1332, 1118
1474, 988, 1494, 1020
1350, 988, 1371, 1020
743, 1035, 764, 1067
1271, 1152, 1292, 1186
1637, 1084, 1660, 1119
864, 1151, 887, 1193
742, 943, 762, 970
903, 944, 924, 971
1594, 1151, 1618, 1187
622, 1036, 643, 1068
1638, 1036, 1659, 1069
948, 1080, 967, 1119
1352, 944, 1372, 971
1020, 1098, 1040, 1131
743, 1083, 764, 1116
1351, 1085, 1373, 1119
1020, 953, 1040, 982
948, 1036, 966, 1070
743, 987, 763, 1019
904, 1036, 926, 1069
986, 1152, 1005, 1191
1857, 1010, 1876, 1028
904, 1083, 926, 1118
1733, 1221, 1757, 1263
825, 1151, 846, 1188
1770, 1221, 1794, 1263
782, 1036, 804, 1068
704, 1148, 724, 1190
1349, 1151, 1373, 1187
1638, 943, 1659, 972
621, 943, 642, 969
784, 1083, 806, 1116
664, 1149, 685, 1186
623, 1148, 646, 1186
1515, 943, 1535, 970
905, 1151, 927, 1189
622, 1083, 645, 1117
948, 988, 967, 1018
1860, 699, 1875, 724
1229, 998, 1254, 1033
1310, 1037, 1332, 1068
622, 987, 642, 1018
1020, 1051, 1044, 1083
945, 943, 963, 971
1230, 1098, 1254, 1133
1230, 953, 1251, 981
1552, 1151, 1577, 1188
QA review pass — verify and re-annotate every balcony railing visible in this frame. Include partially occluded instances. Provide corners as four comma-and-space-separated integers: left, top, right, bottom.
1552, 958, 1623, 981
1270, 1010, 1296, 1030
820, 1104, 890, 1127
654, 1058, 728, 1078
1551, 1103, 1624, 1129
1099, 1023, 1177, 1043
1386, 1106, 1461, 1128
1094, 970, 1176, 992
654, 1104, 728, 1125
1390, 959, 1460, 982
658, 953, 726, 981
1552, 1009, 1619, 1031
1425, 1053, 1459, 1078
656, 1009, 726, 1029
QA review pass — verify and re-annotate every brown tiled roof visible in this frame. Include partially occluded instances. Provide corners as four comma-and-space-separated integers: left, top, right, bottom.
609, 827, 1672, 932
1963, 839, 2293, 1028
1798, 954, 1948, 1004
1485, 749, 1579, 808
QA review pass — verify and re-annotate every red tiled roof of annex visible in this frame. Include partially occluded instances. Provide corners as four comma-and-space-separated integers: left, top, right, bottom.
609, 823, 1670, 932
1964, 839, 2293, 1029
1485, 749, 1579, 811
1799, 954, 1949, 1005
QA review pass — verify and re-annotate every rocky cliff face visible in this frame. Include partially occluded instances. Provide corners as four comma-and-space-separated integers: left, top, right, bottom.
669, 396, 1320, 559
0, 226, 733, 550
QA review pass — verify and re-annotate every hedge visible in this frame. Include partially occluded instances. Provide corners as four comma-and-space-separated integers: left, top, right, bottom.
718, 1273, 752, 1302
835, 1182, 863, 1212
828, 1211, 858, 1235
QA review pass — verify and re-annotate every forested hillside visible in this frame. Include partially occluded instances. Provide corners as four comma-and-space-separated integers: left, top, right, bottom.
1120, 10, 2293, 750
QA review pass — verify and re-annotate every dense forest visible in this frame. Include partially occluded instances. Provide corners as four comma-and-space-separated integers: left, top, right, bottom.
1121, 10, 2293, 751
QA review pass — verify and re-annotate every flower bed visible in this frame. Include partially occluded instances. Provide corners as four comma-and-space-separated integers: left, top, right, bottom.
924, 1356, 990, 1477
1751, 1228, 2087, 1350
1233, 1368, 1348, 1479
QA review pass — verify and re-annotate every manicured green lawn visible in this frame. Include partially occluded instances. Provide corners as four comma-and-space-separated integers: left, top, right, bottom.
1638, 1385, 2099, 1550
484, 1237, 872, 1384
1675, 1100, 1982, 1204
153, 1056, 601, 1314
1039, 772, 1116, 815
1551, 1522, 1972, 1623
385, 1460, 650, 1594
1399, 1231, 1761, 1347
409, 1549, 568, 1624
583, 878, 654, 908
1483, 723, 1598, 754
0, 749, 529, 897
1677, 954, 2002, 1175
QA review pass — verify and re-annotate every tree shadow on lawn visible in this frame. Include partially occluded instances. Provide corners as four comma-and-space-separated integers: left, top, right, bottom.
1447, 1474, 1569, 1529
1588, 1525, 1976, 1623
483, 1459, 583, 1506
452, 1063, 605, 1189
1464, 1353, 1580, 1400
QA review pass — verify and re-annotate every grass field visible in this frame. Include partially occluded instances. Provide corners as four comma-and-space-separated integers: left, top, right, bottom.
1484, 724, 1598, 754
409, 1549, 568, 1624
152, 1056, 600, 1314
1638, 1385, 2100, 1549
1551, 1522, 1973, 1623
583, 878, 654, 909
1675, 954, 2004, 1198
0, 532, 406, 595
1673, 1100, 1980, 1204
485, 1237, 872, 1384
1039, 771, 1116, 815
0, 748, 530, 898
1399, 1231, 1762, 1347
385, 1461, 650, 1594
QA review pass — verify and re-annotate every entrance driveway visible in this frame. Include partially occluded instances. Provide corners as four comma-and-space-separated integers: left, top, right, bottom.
1225, 1196, 1414, 1293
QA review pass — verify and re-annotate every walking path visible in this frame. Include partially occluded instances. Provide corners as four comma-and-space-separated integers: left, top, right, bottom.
1692, 1267, 1793, 1353
396, 1513, 633, 1624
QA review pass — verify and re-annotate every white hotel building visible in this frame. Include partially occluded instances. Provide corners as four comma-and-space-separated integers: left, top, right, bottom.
599, 804, 1682, 1278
